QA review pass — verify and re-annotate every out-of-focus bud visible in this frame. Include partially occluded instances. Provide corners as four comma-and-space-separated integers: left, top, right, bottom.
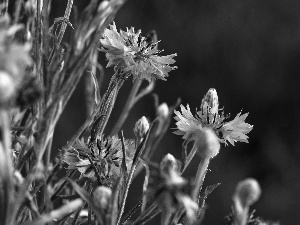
232, 178, 261, 225
14, 170, 24, 185
160, 154, 186, 188
133, 116, 149, 140
0, 71, 16, 106
201, 88, 219, 115
156, 102, 169, 118
160, 153, 179, 175
97, 0, 111, 12
93, 186, 112, 210
195, 127, 220, 159
24, 0, 37, 17
234, 178, 261, 209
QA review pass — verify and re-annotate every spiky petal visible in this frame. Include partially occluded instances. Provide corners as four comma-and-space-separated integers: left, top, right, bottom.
220, 112, 253, 145
100, 22, 177, 82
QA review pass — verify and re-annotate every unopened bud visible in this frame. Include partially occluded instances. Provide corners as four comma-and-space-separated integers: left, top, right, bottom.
0, 71, 16, 106
98, 1, 111, 12
157, 102, 169, 118
201, 88, 219, 115
160, 153, 179, 174
160, 154, 186, 187
195, 128, 220, 159
133, 116, 149, 139
234, 178, 261, 209
93, 186, 112, 209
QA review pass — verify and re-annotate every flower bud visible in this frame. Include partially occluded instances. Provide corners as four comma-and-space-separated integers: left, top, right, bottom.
233, 178, 261, 209
160, 154, 186, 188
201, 88, 219, 115
0, 71, 16, 106
98, 0, 111, 12
195, 128, 220, 159
157, 102, 169, 118
93, 186, 112, 210
160, 153, 179, 175
133, 116, 149, 139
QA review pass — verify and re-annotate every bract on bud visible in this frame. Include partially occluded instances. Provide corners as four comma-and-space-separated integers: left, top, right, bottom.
157, 102, 169, 118
233, 178, 261, 209
195, 127, 220, 159
133, 116, 149, 139
200, 88, 219, 115
93, 186, 112, 209
0, 71, 16, 106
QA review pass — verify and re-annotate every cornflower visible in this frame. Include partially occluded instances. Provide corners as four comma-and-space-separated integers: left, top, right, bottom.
174, 88, 253, 146
100, 22, 177, 82
63, 136, 135, 185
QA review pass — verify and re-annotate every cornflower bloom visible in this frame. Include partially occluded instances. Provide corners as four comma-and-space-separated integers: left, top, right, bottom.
63, 136, 135, 185
174, 88, 253, 146
100, 22, 177, 82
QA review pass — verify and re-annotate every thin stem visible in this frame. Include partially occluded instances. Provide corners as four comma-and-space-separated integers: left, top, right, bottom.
192, 157, 210, 201
110, 79, 142, 135
58, 0, 73, 45
89, 71, 125, 147
13, 0, 22, 23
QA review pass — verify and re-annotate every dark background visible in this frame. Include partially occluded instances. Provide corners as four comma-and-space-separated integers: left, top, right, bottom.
52, 0, 300, 224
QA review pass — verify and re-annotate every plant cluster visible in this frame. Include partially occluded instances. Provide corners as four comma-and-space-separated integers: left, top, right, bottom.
0, 1, 279, 225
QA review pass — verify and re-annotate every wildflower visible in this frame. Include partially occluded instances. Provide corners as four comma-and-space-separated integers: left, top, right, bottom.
93, 186, 112, 210
133, 116, 149, 140
63, 136, 135, 185
174, 88, 253, 146
100, 22, 177, 82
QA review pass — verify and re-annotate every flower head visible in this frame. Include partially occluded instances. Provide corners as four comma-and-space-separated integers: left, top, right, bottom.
63, 136, 135, 186
174, 88, 253, 146
100, 22, 177, 82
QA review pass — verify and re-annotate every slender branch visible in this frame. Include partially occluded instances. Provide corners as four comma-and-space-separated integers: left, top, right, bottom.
57, 0, 73, 45
110, 79, 142, 135
192, 158, 210, 201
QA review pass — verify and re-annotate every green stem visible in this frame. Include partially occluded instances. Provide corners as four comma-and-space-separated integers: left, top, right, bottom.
58, 0, 74, 45
192, 157, 210, 201
110, 79, 142, 135
89, 71, 125, 147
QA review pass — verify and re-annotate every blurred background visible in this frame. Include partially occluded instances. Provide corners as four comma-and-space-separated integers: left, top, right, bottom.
51, 0, 300, 224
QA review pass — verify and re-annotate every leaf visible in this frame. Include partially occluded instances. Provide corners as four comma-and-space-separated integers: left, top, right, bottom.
198, 183, 221, 217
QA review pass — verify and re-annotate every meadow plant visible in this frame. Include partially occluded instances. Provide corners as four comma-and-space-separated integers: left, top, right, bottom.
0, 1, 279, 225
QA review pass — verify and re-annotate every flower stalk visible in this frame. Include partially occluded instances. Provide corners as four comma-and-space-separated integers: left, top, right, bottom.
89, 70, 127, 147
